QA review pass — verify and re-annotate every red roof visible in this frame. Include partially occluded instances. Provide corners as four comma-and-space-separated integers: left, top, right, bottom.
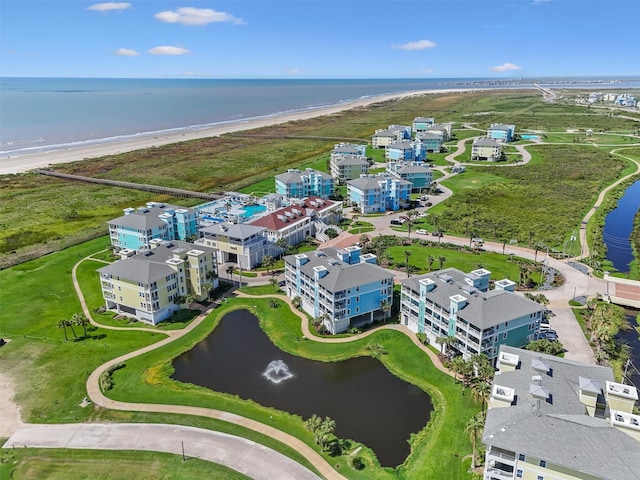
248, 197, 338, 232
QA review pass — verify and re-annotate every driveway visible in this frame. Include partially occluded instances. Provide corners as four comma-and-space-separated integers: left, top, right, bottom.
3, 423, 322, 480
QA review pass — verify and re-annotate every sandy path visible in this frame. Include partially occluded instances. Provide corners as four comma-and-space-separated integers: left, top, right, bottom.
0, 365, 24, 438
0, 88, 480, 176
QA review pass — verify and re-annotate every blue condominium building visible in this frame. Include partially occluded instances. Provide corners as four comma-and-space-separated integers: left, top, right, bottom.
284, 247, 394, 334
400, 268, 545, 361
347, 174, 412, 214
107, 202, 198, 252
487, 123, 516, 142
275, 168, 334, 199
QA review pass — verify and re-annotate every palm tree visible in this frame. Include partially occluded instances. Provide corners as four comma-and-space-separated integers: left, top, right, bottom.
304, 414, 322, 435
57, 319, 68, 342
450, 355, 467, 383
275, 238, 290, 258
291, 296, 302, 310
270, 276, 279, 292
427, 255, 435, 271
225, 265, 234, 285
435, 335, 454, 355
406, 264, 418, 278
465, 412, 485, 468
262, 254, 274, 274
438, 255, 446, 269
318, 416, 336, 451
72, 313, 89, 338
380, 299, 391, 321
65, 319, 77, 339
359, 233, 370, 249
471, 379, 492, 412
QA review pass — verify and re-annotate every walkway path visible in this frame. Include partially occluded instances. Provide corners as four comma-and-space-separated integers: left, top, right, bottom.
4, 423, 321, 480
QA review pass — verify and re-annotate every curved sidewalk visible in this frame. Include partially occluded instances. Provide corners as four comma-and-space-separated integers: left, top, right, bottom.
3, 423, 321, 480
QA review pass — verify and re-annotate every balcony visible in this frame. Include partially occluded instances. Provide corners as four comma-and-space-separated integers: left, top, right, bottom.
485, 467, 514, 480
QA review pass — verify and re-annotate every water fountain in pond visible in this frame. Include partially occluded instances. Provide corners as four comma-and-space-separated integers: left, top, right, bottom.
263, 360, 293, 384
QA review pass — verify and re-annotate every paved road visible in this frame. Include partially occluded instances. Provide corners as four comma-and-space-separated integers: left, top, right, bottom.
3, 423, 321, 480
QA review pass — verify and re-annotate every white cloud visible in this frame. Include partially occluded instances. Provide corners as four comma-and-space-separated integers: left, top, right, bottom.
392, 40, 437, 51
489, 62, 522, 72
148, 46, 190, 56
87, 2, 131, 12
285, 69, 302, 75
532, 0, 551, 5
154, 7, 245, 26
419, 68, 434, 74
115, 48, 139, 56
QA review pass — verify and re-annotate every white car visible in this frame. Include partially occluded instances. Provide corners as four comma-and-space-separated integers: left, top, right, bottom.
416, 229, 428, 235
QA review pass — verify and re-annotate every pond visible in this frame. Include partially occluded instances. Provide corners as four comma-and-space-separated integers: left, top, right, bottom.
603, 179, 640, 273
172, 309, 433, 466
618, 308, 640, 389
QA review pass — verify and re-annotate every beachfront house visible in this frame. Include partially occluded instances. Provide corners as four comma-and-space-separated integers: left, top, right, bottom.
283, 247, 394, 334
386, 161, 433, 193
330, 154, 369, 184
372, 124, 412, 149
275, 168, 334, 199
195, 222, 272, 270
107, 202, 198, 252
487, 123, 516, 142
483, 345, 640, 480
471, 138, 502, 161
416, 132, 443, 153
249, 196, 342, 246
347, 174, 412, 214
425, 123, 452, 142
97, 239, 218, 325
412, 116, 435, 132
400, 268, 545, 361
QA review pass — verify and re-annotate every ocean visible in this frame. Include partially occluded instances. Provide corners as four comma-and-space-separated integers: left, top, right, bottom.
1, 76, 638, 158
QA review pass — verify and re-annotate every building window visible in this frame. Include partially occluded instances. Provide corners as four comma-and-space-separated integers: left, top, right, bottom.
539, 460, 546, 468
518, 454, 525, 461
502, 332, 507, 340
516, 470, 523, 479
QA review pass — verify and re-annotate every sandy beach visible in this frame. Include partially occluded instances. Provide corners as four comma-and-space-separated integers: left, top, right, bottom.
0, 88, 478, 176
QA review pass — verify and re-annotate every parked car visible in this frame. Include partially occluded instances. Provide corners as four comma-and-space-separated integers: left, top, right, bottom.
278, 280, 286, 287
416, 229, 428, 235
390, 219, 405, 226
432, 231, 443, 237
425, 202, 433, 207
0, 338, 5, 347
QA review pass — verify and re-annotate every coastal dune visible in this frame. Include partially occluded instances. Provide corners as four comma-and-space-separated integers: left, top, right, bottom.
0, 88, 476, 176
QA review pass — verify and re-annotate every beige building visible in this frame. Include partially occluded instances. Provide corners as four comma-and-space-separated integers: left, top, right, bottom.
97, 239, 218, 325
196, 223, 273, 270
483, 345, 640, 480
471, 138, 502, 161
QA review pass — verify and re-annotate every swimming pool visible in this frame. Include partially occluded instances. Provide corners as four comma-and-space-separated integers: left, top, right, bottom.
241, 204, 267, 217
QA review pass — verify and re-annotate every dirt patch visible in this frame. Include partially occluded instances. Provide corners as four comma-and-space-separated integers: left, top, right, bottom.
0, 361, 24, 437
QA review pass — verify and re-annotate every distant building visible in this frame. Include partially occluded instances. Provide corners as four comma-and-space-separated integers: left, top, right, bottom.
107, 202, 198, 252
331, 142, 367, 157
372, 124, 412, 148
487, 123, 516, 143
386, 161, 433, 192
425, 123, 453, 142
400, 268, 545, 361
347, 174, 412, 214
483, 345, 640, 480
385, 141, 417, 162
412, 116, 435, 133
330, 154, 369, 184
275, 168, 334, 199
588, 92, 604, 103
249, 196, 342, 246
97, 239, 218, 325
471, 138, 502, 161
283, 247, 394, 334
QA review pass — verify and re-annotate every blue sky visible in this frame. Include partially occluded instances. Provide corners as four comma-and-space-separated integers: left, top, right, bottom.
1, 0, 638, 79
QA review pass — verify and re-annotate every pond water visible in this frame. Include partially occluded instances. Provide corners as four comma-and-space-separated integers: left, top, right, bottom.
603, 180, 640, 273
172, 309, 433, 466
618, 308, 640, 389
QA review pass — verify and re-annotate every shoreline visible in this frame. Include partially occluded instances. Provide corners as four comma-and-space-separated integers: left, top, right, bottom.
0, 87, 485, 176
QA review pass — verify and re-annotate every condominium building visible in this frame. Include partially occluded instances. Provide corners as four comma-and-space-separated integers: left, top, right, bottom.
347, 174, 412, 214
483, 345, 640, 480
372, 124, 412, 149
283, 247, 394, 334
425, 123, 452, 142
471, 138, 502, 161
97, 239, 218, 325
275, 168, 334, 199
196, 222, 272, 270
249, 196, 342, 246
386, 161, 433, 193
331, 142, 367, 157
107, 202, 198, 252
412, 116, 436, 132
330, 154, 369, 184
487, 123, 516, 143
416, 132, 443, 153
400, 268, 545, 361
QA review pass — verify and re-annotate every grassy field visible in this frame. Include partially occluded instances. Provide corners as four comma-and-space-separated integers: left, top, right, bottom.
0, 448, 250, 480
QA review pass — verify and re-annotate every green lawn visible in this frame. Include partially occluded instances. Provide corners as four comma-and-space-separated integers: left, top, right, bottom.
0, 448, 250, 480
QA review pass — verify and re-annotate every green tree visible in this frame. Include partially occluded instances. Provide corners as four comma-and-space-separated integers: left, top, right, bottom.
275, 238, 290, 258
65, 319, 77, 339
471, 379, 492, 412
380, 299, 391, 320
465, 412, 486, 468
427, 255, 435, 271
438, 255, 446, 269
57, 319, 68, 342
270, 276, 279, 292
72, 313, 89, 338
225, 265, 234, 285
262, 254, 274, 274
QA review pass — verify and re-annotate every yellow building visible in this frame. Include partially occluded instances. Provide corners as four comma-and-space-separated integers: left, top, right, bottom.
97, 239, 218, 325
483, 346, 640, 480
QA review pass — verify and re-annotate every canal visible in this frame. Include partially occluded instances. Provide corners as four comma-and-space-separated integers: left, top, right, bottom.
603, 179, 640, 273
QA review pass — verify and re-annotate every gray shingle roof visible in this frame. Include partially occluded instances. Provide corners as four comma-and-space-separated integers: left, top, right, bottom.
347, 175, 411, 190
401, 268, 543, 329
107, 210, 168, 230
473, 138, 501, 147
275, 169, 332, 183
483, 346, 640, 480
200, 223, 266, 240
